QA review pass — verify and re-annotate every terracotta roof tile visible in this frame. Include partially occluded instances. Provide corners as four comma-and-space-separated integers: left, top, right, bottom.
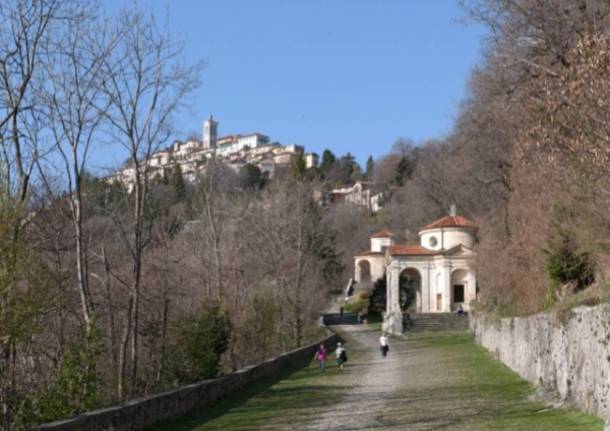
388, 245, 437, 256
421, 215, 477, 230
370, 229, 395, 238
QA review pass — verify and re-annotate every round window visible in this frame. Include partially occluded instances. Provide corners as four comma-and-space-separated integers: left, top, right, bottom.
429, 236, 438, 247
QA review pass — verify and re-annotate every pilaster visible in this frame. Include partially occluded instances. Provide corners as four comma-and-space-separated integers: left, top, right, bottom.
443, 262, 452, 312
466, 271, 477, 310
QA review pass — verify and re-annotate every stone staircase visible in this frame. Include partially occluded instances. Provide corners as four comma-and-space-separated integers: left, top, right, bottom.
403, 313, 469, 332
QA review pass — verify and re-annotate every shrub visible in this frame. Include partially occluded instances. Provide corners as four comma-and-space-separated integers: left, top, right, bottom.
29, 328, 104, 425
353, 290, 370, 301
165, 306, 231, 385
369, 276, 386, 314
544, 231, 594, 291
344, 298, 369, 314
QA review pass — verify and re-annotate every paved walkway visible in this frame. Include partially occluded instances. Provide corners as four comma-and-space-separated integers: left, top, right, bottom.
152, 324, 603, 431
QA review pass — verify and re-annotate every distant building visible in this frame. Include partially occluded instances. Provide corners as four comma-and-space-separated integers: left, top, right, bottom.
107, 115, 317, 190
202, 115, 218, 150
215, 133, 270, 156
304, 153, 319, 169
327, 181, 387, 213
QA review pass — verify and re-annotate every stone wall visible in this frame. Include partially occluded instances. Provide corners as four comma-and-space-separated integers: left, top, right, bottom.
33, 332, 339, 431
470, 304, 610, 423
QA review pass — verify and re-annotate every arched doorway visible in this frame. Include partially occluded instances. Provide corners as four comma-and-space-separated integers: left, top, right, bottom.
450, 269, 469, 310
399, 268, 422, 312
358, 260, 371, 283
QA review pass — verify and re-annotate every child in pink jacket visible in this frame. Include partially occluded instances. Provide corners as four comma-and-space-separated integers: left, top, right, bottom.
314, 344, 327, 372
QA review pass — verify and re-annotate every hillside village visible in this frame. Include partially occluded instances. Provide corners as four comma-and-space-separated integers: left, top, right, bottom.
107, 115, 390, 213
107, 116, 319, 190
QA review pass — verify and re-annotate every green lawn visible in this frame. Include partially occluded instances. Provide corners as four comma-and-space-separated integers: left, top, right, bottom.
402, 331, 604, 431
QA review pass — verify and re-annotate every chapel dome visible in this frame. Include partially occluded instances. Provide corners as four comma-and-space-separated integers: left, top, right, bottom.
420, 215, 477, 230
418, 214, 476, 251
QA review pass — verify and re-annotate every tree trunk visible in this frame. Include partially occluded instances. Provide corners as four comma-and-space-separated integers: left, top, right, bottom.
156, 296, 169, 385
117, 297, 133, 401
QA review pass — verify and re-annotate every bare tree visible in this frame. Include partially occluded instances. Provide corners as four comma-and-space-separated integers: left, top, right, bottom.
0, 1, 68, 428
42, 3, 118, 336
101, 7, 202, 398
0, 0, 60, 208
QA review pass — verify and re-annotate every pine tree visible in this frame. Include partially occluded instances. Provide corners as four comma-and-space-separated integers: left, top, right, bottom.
365, 155, 374, 180
290, 155, 308, 182
238, 163, 265, 190
394, 156, 410, 186
170, 164, 186, 200
319, 149, 336, 172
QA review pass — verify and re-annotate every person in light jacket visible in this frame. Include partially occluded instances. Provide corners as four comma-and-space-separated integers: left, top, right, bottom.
379, 333, 390, 357
335, 342, 347, 370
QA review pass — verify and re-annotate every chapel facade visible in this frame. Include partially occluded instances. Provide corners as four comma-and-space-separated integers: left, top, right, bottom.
353, 208, 477, 334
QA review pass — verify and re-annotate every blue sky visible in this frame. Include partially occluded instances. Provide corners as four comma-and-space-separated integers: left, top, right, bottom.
100, 0, 486, 168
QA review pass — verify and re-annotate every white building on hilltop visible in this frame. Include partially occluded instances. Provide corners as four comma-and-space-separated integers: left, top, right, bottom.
353, 206, 477, 334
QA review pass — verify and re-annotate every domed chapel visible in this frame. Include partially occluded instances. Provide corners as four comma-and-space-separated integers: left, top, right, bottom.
353, 206, 477, 334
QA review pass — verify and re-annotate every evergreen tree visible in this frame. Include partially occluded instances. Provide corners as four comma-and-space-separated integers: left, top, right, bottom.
394, 156, 411, 186
369, 276, 387, 314
350, 163, 363, 182
238, 163, 265, 190
290, 155, 308, 182
544, 231, 594, 291
337, 152, 357, 184
165, 307, 231, 384
365, 155, 374, 180
170, 164, 186, 200
319, 149, 336, 172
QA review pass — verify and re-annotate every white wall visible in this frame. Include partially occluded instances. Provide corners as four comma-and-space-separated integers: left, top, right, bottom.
371, 237, 393, 252
354, 256, 385, 284
420, 228, 475, 250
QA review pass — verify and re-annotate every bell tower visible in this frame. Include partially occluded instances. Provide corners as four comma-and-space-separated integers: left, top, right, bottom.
203, 115, 218, 149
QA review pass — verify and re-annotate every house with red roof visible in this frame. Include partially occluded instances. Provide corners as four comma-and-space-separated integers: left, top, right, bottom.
353, 205, 477, 334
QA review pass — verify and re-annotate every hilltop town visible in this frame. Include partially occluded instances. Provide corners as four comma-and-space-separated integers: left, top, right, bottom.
107, 116, 319, 189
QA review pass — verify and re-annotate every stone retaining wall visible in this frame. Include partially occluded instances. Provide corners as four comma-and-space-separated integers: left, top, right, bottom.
33, 332, 339, 431
470, 304, 610, 423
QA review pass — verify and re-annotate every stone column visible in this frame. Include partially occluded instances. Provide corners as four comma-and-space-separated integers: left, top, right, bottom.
420, 264, 430, 313
383, 263, 403, 334
466, 271, 476, 311
443, 263, 452, 312
385, 264, 393, 313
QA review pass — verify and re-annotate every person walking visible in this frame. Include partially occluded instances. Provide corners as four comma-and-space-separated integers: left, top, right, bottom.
335, 342, 347, 370
314, 344, 327, 372
379, 333, 390, 357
